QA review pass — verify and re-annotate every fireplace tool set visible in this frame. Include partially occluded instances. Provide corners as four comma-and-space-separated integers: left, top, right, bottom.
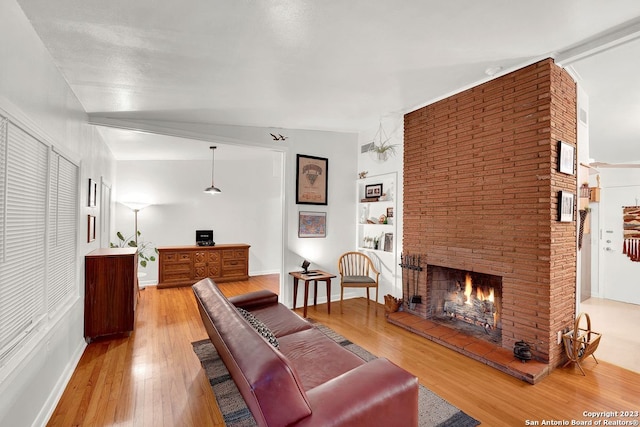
400, 253, 422, 310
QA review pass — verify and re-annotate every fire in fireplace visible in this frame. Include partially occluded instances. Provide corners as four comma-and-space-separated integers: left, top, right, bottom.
428, 266, 502, 344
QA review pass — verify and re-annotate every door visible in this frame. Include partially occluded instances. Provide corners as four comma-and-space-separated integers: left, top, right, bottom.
599, 185, 640, 305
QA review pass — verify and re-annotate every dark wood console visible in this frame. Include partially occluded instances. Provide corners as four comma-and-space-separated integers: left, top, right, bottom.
157, 244, 250, 288
84, 248, 138, 342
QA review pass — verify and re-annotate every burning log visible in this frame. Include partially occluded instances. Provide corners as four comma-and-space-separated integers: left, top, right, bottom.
443, 299, 496, 329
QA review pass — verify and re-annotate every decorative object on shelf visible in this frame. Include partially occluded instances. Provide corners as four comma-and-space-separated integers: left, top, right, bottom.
386, 207, 394, 218
378, 214, 387, 224
579, 183, 590, 198
558, 191, 575, 222
558, 140, 575, 175
622, 206, 640, 262
87, 215, 96, 242
298, 211, 327, 238
358, 171, 368, 179
204, 146, 222, 194
562, 312, 601, 376
365, 183, 383, 199
88, 178, 97, 207
359, 205, 369, 224
384, 294, 402, 317
296, 154, 328, 205
368, 122, 398, 162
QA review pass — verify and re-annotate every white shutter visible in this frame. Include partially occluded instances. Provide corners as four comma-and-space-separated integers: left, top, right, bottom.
0, 120, 48, 361
47, 151, 78, 313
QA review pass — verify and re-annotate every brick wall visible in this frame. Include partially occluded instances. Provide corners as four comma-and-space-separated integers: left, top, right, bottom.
403, 58, 577, 367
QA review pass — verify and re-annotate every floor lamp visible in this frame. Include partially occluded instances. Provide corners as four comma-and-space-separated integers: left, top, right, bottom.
121, 201, 151, 245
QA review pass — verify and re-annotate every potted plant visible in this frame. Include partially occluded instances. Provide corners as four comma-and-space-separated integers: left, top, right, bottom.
110, 231, 158, 268
369, 140, 399, 162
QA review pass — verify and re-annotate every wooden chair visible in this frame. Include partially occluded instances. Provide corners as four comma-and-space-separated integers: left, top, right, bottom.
338, 252, 380, 304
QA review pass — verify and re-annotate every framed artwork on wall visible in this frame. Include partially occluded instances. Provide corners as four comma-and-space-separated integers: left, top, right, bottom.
87, 215, 97, 242
558, 191, 575, 222
558, 141, 575, 175
88, 178, 97, 207
298, 211, 327, 238
296, 154, 328, 205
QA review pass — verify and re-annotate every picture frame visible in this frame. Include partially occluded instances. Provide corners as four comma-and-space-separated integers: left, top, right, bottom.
365, 183, 383, 199
386, 207, 394, 218
558, 191, 575, 222
383, 233, 394, 252
296, 154, 328, 205
87, 215, 96, 242
298, 211, 327, 238
558, 141, 575, 175
88, 178, 97, 207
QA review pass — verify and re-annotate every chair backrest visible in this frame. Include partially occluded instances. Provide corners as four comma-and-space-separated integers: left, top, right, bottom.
338, 252, 378, 277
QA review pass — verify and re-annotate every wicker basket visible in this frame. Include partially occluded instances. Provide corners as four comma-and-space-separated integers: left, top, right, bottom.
562, 312, 602, 376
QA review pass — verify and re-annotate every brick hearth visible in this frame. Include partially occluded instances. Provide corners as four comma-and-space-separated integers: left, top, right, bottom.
397, 58, 577, 378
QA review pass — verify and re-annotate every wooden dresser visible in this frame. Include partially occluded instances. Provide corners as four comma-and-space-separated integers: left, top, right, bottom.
157, 244, 250, 288
84, 248, 138, 342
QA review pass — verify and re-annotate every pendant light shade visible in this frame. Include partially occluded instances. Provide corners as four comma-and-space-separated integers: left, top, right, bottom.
204, 146, 222, 194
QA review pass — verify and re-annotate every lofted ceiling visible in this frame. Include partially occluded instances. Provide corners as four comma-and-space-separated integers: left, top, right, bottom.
14, 0, 640, 163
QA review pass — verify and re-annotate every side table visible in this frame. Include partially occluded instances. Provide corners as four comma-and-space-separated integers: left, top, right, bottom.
289, 270, 336, 318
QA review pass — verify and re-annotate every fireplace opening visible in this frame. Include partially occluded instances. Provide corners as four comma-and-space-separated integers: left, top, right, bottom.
427, 265, 502, 345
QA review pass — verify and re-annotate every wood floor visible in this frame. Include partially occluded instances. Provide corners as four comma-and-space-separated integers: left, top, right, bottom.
48, 275, 640, 426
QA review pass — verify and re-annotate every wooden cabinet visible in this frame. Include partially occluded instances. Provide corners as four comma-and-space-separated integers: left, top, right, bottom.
84, 248, 138, 342
158, 244, 250, 288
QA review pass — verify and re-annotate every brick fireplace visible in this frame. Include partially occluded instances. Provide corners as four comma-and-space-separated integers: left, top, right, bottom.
392, 58, 577, 381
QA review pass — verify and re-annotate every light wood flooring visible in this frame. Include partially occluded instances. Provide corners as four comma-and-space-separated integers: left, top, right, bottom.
48, 275, 640, 426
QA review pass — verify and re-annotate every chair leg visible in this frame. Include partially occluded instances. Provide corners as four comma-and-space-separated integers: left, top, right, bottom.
375, 287, 378, 304
340, 286, 344, 302
366, 288, 370, 304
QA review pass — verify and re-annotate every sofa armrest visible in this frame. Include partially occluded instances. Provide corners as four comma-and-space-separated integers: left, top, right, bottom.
299, 358, 418, 427
228, 289, 279, 310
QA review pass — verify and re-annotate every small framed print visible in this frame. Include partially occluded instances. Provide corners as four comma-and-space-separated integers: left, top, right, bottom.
386, 207, 394, 218
87, 215, 96, 242
88, 178, 97, 207
298, 211, 326, 238
558, 141, 575, 175
296, 154, 328, 205
558, 191, 575, 222
365, 183, 383, 199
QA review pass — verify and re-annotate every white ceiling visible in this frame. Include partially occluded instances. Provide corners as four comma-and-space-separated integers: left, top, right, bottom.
14, 0, 640, 163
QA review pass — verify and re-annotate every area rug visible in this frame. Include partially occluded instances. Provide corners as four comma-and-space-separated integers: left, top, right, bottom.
192, 323, 480, 427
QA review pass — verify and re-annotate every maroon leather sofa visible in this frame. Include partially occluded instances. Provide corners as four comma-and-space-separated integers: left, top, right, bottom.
193, 278, 419, 426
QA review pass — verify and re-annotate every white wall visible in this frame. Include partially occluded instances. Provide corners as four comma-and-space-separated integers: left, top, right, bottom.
114, 147, 283, 284
0, 1, 115, 426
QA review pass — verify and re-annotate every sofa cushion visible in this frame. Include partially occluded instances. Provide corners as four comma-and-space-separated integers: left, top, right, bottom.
277, 327, 365, 391
237, 307, 279, 348
249, 303, 314, 338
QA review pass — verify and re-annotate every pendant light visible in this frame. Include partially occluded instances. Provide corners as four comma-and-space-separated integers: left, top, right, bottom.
204, 146, 222, 194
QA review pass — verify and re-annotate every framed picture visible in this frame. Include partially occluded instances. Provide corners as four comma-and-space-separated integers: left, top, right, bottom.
298, 211, 327, 238
88, 178, 97, 207
365, 183, 383, 199
383, 233, 394, 252
558, 191, 575, 222
558, 141, 575, 175
386, 207, 394, 218
296, 154, 328, 205
87, 215, 96, 242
